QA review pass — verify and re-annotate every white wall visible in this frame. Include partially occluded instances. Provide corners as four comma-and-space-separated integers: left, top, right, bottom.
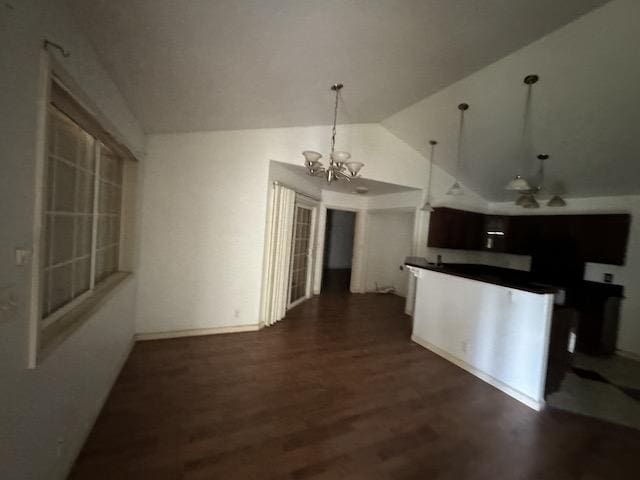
0, 1, 145, 479
137, 123, 435, 334
325, 210, 356, 269
365, 210, 415, 296
412, 268, 553, 409
426, 248, 532, 272
490, 195, 640, 357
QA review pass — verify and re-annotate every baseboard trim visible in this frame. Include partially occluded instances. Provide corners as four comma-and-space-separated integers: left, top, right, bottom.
411, 334, 544, 411
616, 349, 640, 361
135, 324, 262, 341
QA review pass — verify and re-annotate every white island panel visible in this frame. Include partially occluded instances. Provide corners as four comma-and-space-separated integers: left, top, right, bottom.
412, 268, 554, 410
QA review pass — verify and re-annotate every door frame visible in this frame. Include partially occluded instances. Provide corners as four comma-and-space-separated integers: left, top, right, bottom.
287, 195, 318, 309
314, 205, 366, 294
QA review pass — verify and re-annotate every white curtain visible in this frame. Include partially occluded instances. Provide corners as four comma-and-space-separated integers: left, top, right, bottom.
260, 183, 296, 327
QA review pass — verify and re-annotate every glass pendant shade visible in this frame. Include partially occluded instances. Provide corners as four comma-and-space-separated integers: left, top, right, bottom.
302, 150, 322, 164
521, 194, 540, 208
547, 195, 566, 207
506, 175, 532, 191
421, 201, 434, 212
330, 151, 351, 165
345, 161, 364, 177
447, 181, 462, 196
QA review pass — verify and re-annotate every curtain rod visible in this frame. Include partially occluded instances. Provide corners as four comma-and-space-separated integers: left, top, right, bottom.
272, 181, 321, 202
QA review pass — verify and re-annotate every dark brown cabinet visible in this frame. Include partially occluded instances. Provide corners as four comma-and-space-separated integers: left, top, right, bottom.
428, 208, 631, 266
427, 207, 483, 251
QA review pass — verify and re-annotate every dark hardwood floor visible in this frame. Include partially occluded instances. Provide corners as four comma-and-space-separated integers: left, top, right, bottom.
321, 268, 352, 292
70, 293, 640, 479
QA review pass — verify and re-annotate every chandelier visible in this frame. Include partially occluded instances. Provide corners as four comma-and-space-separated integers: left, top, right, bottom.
302, 83, 364, 183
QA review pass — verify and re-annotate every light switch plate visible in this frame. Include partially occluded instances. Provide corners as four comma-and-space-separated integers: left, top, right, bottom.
15, 248, 30, 266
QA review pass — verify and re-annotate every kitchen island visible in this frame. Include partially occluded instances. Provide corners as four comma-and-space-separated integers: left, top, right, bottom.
405, 257, 557, 410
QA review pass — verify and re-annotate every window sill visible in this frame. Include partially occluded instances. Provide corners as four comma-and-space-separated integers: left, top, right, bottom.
38, 272, 133, 364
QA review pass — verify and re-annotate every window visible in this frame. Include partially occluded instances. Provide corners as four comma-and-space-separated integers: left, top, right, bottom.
41, 106, 124, 326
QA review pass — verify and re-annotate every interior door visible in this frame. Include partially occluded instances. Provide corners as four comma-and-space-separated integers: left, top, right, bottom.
288, 204, 313, 307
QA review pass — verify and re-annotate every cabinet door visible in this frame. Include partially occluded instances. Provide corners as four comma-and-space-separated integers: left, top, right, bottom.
463, 211, 484, 250
427, 208, 452, 248
578, 214, 630, 265
506, 216, 531, 254
427, 208, 483, 250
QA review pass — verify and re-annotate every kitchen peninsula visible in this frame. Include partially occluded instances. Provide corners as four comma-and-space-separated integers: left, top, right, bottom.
405, 257, 558, 410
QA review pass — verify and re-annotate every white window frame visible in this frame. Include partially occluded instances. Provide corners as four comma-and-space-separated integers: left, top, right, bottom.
27, 51, 130, 368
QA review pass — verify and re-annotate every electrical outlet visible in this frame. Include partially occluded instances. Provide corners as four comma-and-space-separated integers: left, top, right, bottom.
603, 273, 613, 283
234, 309, 240, 319
461, 341, 469, 353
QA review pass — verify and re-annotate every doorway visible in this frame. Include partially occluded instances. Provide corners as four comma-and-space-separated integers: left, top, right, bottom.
322, 209, 356, 292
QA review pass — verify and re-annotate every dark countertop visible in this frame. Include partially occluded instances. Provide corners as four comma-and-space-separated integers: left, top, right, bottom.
405, 257, 625, 298
404, 257, 560, 295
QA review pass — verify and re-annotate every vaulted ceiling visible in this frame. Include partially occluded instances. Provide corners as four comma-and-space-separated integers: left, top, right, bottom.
382, 0, 640, 201
67, 0, 640, 201
68, 0, 608, 134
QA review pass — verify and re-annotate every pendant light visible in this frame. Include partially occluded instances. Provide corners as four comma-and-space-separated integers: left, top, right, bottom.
548, 195, 567, 207
506, 74, 539, 191
302, 83, 364, 183
516, 154, 568, 209
447, 103, 469, 196
421, 140, 438, 212
546, 159, 567, 206
521, 154, 546, 209
521, 194, 540, 209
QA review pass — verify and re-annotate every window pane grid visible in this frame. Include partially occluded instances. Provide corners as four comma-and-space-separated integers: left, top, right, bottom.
289, 206, 313, 304
41, 107, 123, 322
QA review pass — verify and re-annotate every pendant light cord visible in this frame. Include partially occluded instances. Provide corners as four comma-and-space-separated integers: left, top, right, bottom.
456, 108, 465, 170
521, 82, 533, 172
330, 87, 340, 157
427, 141, 436, 200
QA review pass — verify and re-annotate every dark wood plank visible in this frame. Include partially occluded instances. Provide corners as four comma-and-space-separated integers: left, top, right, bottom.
70, 293, 640, 480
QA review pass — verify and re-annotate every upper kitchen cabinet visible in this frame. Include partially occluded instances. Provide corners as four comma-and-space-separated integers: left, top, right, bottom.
575, 214, 631, 265
429, 208, 631, 265
427, 207, 483, 251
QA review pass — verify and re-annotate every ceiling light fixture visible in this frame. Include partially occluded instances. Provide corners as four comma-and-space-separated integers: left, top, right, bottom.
547, 195, 567, 207
421, 140, 438, 212
514, 154, 568, 209
302, 83, 363, 184
506, 74, 539, 191
447, 103, 469, 196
